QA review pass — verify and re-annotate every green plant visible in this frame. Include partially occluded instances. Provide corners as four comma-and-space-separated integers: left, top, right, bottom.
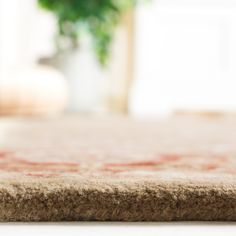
38, 0, 138, 66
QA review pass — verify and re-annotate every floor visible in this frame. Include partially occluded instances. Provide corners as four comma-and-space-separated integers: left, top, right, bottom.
0, 222, 235, 236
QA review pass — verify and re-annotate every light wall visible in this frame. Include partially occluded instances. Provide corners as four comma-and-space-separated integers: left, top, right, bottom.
0, 0, 55, 71
130, 0, 236, 117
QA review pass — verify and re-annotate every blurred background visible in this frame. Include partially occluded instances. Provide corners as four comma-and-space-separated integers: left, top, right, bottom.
1, 0, 236, 118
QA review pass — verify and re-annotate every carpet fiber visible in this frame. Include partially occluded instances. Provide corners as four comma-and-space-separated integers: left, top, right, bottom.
0, 115, 236, 221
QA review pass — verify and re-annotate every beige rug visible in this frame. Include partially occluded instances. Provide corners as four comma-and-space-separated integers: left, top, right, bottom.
0, 115, 236, 221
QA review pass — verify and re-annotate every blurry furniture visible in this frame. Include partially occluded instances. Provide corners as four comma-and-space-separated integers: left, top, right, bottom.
0, 65, 67, 116
108, 11, 135, 114
0, 0, 135, 115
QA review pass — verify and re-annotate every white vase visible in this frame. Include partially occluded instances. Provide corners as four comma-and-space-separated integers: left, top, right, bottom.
40, 12, 134, 114
49, 41, 109, 113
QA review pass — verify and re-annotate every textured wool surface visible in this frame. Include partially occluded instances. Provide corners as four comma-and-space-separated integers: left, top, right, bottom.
0, 115, 236, 221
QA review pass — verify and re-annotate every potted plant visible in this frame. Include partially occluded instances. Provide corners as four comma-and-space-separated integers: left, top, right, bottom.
38, 0, 139, 113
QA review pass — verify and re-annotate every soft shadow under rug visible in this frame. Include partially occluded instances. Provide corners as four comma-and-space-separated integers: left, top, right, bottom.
0, 115, 236, 221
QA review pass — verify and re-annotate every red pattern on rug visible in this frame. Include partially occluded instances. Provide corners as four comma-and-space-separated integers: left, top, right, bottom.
0, 149, 234, 177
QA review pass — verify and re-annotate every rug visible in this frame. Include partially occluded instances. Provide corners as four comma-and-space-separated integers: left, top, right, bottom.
0, 115, 236, 221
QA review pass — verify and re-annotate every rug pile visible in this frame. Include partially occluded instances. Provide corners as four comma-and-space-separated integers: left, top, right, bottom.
0, 115, 236, 221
